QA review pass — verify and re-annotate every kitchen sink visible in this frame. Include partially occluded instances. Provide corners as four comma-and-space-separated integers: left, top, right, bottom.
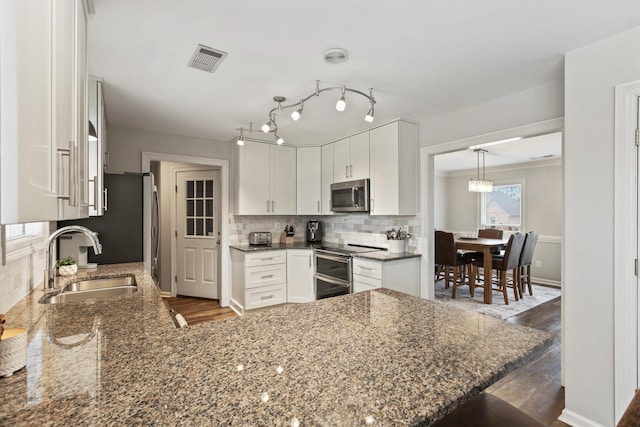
39, 274, 137, 305
62, 275, 136, 292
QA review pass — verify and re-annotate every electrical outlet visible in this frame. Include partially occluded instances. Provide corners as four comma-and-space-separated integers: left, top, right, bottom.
536, 261, 542, 268
275, 223, 280, 230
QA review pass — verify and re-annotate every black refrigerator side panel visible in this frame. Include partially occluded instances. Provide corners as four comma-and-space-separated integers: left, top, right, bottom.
59, 174, 143, 264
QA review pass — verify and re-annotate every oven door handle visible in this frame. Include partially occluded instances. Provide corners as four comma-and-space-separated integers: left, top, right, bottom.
316, 252, 350, 263
315, 273, 350, 288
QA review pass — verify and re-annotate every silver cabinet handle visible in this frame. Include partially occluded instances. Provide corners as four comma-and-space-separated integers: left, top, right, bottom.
92, 175, 98, 208
317, 200, 320, 213
261, 257, 274, 261
260, 295, 274, 300
70, 141, 77, 206
309, 254, 312, 268
350, 165, 353, 177
261, 274, 274, 279
267, 200, 270, 213
358, 266, 374, 271
345, 165, 349, 178
271, 200, 274, 213
56, 146, 71, 201
103, 187, 108, 211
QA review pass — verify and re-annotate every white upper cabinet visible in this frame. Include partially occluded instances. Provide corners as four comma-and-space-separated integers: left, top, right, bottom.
88, 76, 107, 216
297, 147, 321, 215
369, 120, 418, 216
321, 144, 334, 215
55, 0, 89, 220
270, 145, 297, 215
234, 141, 296, 215
333, 132, 369, 182
0, 0, 69, 224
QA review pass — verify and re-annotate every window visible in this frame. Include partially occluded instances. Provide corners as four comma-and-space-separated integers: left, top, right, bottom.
480, 182, 523, 232
2, 222, 48, 265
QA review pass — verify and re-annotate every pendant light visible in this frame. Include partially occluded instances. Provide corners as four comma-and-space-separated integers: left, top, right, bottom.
336, 85, 347, 111
468, 149, 493, 192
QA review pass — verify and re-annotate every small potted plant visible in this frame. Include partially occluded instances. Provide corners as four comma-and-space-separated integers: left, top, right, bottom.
56, 256, 77, 276
385, 227, 412, 253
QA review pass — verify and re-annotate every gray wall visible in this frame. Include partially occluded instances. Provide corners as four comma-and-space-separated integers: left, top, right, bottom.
107, 125, 232, 174
435, 160, 562, 284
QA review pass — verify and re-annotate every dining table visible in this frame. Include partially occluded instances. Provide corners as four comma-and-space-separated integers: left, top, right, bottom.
454, 237, 509, 304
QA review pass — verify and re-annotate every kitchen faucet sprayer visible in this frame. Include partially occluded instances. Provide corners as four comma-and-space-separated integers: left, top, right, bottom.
44, 225, 102, 292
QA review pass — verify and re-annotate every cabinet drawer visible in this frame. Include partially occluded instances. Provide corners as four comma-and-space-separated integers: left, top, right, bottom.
353, 274, 382, 293
353, 258, 382, 280
245, 264, 286, 289
245, 284, 286, 310
245, 251, 286, 267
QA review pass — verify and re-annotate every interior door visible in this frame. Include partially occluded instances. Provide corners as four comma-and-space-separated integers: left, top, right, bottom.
176, 170, 219, 299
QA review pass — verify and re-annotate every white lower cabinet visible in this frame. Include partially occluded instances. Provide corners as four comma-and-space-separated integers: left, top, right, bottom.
353, 257, 420, 297
287, 249, 315, 303
231, 250, 287, 313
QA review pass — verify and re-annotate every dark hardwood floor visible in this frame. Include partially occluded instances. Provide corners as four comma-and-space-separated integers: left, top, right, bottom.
486, 296, 568, 426
163, 295, 237, 325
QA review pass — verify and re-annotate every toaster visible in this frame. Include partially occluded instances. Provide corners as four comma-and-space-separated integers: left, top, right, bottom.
248, 232, 272, 246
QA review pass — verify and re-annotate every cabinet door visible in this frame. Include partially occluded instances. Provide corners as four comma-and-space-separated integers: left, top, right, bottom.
333, 137, 350, 182
296, 147, 321, 215
321, 144, 334, 215
370, 121, 399, 215
235, 142, 270, 214
270, 145, 296, 215
287, 250, 315, 303
349, 132, 370, 180
0, 0, 58, 223
55, 0, 88, 220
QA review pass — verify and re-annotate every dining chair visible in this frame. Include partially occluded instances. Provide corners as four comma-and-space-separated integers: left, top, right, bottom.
435, 231, 474, 298
471, 232, 525, 305
478, 228, 504, 239
518, 231, 539, 296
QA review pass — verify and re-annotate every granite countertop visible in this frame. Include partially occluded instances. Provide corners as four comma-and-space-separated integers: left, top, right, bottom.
230, 242, 320, 252
0, 263, 551, 426
353, 251, 421, 262
230, 242, 421, 262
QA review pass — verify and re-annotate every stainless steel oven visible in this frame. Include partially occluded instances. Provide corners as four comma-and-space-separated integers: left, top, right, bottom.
314, 249, 352, 300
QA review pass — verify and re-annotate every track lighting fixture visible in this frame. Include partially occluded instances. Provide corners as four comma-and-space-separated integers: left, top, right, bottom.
336, 85, 347, 112
236, 128, 245, 146
249, 80, 376, 144
275, 134, 284, 145
290, 100, 303, 121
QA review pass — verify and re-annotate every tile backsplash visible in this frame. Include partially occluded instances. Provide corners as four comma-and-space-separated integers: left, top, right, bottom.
229, 214, 422, 253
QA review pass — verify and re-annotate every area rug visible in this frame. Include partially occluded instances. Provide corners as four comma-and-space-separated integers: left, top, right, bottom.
434, 280, 561, 320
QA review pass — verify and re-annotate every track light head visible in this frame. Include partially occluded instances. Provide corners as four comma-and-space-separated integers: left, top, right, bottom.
261, 121, 271, 133
291, 103, 303, 121
275, 134, 284, 145
336, 96, 346, 112
236, 137, 244, 146
365, 106, 374, 123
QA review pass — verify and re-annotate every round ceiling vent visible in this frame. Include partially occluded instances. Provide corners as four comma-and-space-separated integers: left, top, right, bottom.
323, 48, 348, 64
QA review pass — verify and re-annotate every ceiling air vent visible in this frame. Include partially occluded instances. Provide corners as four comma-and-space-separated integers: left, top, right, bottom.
188, 44, 228, 73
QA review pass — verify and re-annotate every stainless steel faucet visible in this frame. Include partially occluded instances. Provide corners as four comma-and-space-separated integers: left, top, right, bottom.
44, 225, 102, 292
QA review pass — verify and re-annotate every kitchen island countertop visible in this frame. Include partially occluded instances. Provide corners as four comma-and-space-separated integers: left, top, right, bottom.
0, 262, 551, 426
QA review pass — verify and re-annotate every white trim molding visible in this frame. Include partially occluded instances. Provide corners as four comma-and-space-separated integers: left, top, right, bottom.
613, 79, 640, 422
559, 409, 607, 427
141, 152, 230, 308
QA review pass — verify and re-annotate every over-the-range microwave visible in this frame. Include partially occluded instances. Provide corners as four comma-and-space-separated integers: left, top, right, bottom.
330, 179, 370, 213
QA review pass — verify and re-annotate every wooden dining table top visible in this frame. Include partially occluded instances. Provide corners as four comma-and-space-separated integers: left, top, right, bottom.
454, 237, 508, 250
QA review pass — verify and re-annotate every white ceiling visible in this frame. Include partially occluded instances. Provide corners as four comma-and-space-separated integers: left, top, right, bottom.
434, 132, 562, 172
88, 1, 640, 147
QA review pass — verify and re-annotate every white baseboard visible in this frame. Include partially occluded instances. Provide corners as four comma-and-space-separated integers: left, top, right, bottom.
229, 298, 243, 316
559, 409, 606, 427
531, 277, 561, 288
159, 291, 172, 298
